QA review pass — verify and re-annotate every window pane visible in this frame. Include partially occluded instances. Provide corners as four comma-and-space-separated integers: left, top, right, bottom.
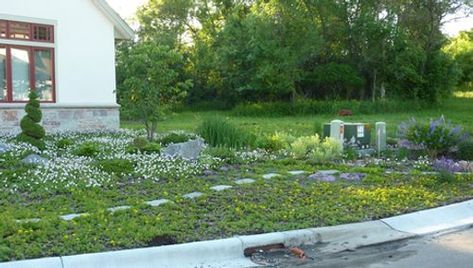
35, 50, 53, 101
9, 22, 30, 39
33, 25, 51, 42
0, 48, 6, 101
0, 21, 6, 38
11, 48, 30, 101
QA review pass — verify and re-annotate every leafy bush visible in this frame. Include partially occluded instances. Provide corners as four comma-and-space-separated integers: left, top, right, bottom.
56, 138, 74, 149
143, 143, 161, 153
197, 116, 253, 148
256, 132, 294, 151
129, 137, 161, 154
96, 159, 134, 175
290, 135, 342, 162
74, 142, 101, 157
398, 116, 467, 158
457, 139, 473, 160
133, 137, 149, 149
16, 91, 46, 150
157, 132, 190, 146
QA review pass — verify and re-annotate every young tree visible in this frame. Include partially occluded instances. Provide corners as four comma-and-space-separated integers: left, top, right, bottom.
444, 29, 473, 90
118, 42, 191, 141
17, 91, 46, 150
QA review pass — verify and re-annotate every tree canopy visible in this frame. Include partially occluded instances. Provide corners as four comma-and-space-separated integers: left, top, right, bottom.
117, 0, 473, 108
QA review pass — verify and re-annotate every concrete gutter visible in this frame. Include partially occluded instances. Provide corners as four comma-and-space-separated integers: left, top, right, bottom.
2, 199, 473, 268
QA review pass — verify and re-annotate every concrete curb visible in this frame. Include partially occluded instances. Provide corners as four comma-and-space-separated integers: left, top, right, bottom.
381, 199, 473, 235
2, 199, 473, 268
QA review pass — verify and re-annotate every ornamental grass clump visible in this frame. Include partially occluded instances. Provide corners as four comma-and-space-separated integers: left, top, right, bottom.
16, 91, 46, 150
197, 116, 252, 148
398, 116, 467, 158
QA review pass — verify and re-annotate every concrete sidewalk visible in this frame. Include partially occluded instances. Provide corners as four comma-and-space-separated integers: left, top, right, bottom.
2, 199, 473, 268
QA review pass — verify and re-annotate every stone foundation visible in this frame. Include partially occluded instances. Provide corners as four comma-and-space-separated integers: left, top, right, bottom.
0, 104, 120, 133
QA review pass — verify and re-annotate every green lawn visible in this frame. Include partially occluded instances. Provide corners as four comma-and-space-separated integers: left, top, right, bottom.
122, 96, 473, 137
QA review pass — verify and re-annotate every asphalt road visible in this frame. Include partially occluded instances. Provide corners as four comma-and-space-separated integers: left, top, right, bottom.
250, 227, 473, 268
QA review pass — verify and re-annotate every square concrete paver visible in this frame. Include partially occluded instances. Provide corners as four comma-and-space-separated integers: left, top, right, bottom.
107, 206, 132, 213
60, 213, 88, 221
288, 170, 306, 175
235, 178, 256, 185
145, 199, 171, 207
210, 185, 233, 191
183, 192, 204, 199
262, 173, 281, 179
16, 218, 41, 223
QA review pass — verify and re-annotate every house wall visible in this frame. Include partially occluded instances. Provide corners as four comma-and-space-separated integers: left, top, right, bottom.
0, 104, 119, 133
0, 0, 120, 131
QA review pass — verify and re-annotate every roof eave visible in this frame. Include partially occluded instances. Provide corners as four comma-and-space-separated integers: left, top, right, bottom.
91, 0, 135, 40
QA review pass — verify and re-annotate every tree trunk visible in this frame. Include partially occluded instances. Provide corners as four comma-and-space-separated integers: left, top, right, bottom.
146, 121, 157, 142
372, 69, 377, 102
380, 82, 386, 99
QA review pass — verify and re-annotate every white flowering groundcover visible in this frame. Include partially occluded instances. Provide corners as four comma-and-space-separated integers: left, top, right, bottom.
1, 131, 211, 194
2, 129, 473, 262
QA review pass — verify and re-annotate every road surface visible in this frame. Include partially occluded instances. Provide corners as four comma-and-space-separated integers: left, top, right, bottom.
250, 227, 473, 268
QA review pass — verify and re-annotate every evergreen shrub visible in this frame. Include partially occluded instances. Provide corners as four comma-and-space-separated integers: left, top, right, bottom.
17, 91, 45, 150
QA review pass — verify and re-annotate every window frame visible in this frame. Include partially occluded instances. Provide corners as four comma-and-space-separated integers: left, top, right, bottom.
0, 19, 54, 43
32, 23, 54, 42
0, 45, 56, 103
0, 20, 7, 38
0, 45, 7, 101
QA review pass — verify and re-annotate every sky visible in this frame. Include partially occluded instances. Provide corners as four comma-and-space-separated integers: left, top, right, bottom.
106, 0, 472, 36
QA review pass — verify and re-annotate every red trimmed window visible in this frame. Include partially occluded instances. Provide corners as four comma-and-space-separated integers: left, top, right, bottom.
0, 20, 53, 43
33, 25, 53, 42
0, 21, 6, 38
0, 20, 55, 103
9, 21, 30, 40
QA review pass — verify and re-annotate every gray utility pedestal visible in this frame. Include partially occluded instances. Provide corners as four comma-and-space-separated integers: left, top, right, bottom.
376, 122, 387, 152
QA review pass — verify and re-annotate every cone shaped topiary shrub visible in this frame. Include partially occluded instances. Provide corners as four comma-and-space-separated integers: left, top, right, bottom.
17, 91, 46, 150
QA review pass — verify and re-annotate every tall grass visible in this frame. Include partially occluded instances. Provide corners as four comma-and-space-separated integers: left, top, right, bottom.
232, 99, 428, 117
197, 116, 253, 148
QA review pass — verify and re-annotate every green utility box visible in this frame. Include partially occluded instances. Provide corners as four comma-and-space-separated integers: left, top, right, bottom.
323, 122, 371, 148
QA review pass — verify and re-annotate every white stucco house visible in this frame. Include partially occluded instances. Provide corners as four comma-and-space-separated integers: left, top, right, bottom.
0, 0, 134, 132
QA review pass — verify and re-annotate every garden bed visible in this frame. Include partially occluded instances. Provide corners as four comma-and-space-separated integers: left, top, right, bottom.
1, 130, 473, 262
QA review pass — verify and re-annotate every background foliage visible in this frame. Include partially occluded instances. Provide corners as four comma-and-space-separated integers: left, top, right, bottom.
117, 0, 473, 115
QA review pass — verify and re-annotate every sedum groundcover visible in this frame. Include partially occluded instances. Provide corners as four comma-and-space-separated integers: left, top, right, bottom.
1, 130, 473, 262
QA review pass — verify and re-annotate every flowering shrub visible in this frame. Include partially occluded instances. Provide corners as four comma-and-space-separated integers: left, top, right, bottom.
256, 132, 295, 151
433, 157, 473, 173
398, 116, 467, 158
290, 134, 342, 162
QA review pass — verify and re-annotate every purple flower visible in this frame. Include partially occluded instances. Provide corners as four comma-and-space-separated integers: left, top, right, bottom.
433, 157, 463, 173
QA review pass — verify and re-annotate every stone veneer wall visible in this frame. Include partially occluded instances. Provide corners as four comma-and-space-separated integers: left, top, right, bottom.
0, 105, 120, 133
